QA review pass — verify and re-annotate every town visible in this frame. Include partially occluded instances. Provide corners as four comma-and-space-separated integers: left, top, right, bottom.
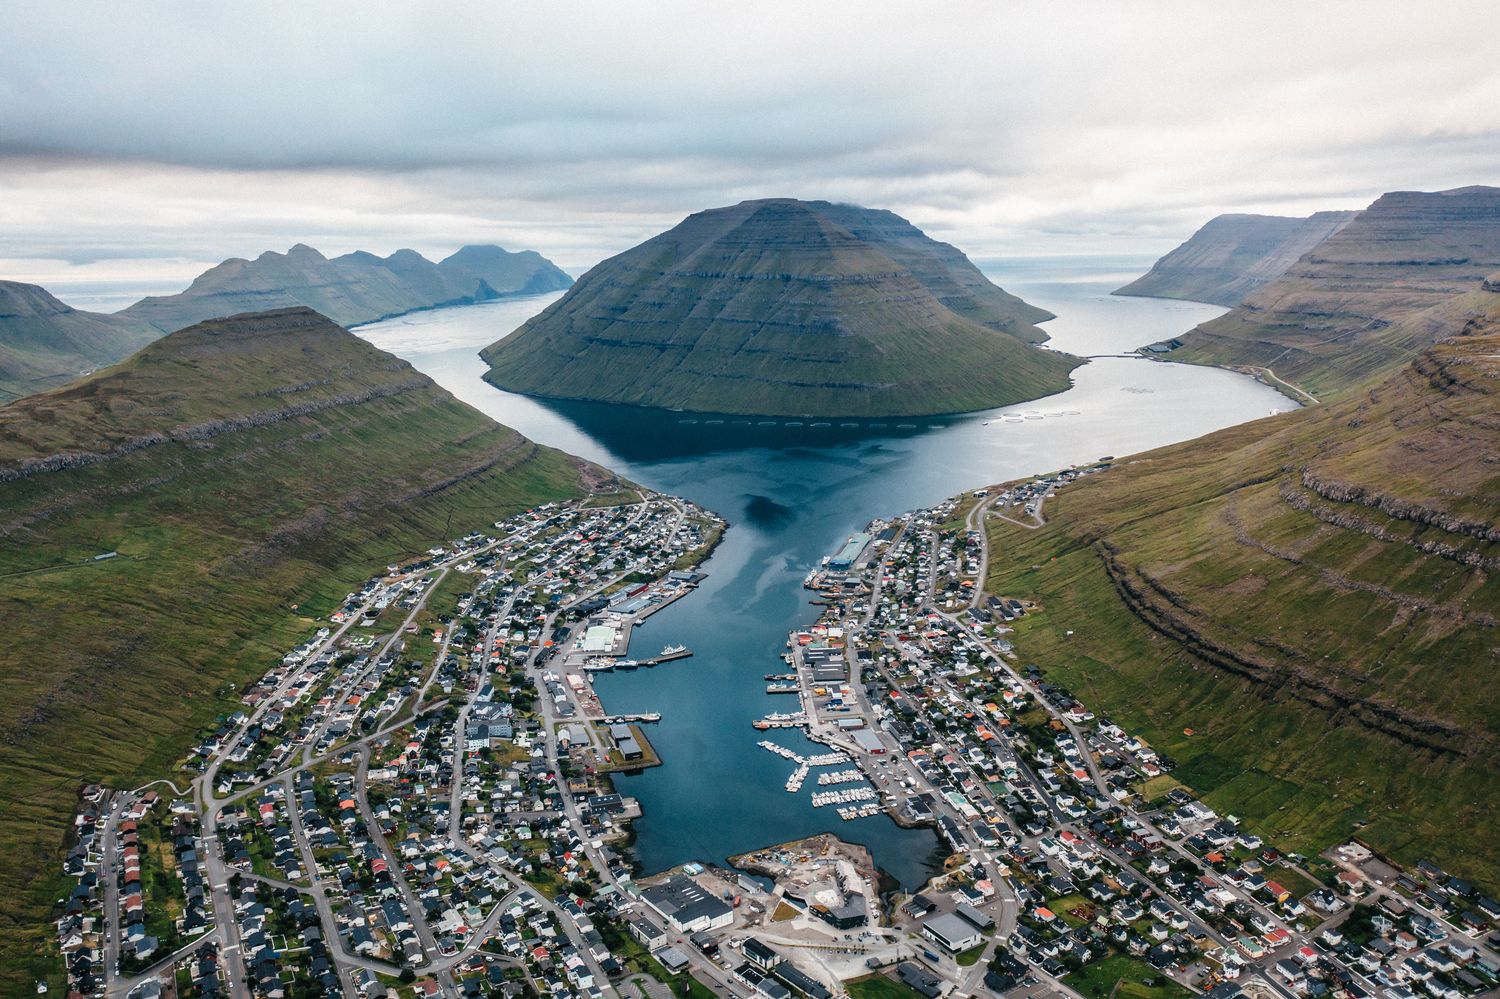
50, 477, 1500, 999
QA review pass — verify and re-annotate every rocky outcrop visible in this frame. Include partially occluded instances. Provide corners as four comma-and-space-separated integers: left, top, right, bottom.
1115, 211, 1356, 307
481, 198, 1078, 417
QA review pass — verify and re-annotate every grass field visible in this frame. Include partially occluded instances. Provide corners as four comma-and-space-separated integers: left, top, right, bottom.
1068, 955, 1194, 999
0, 309, 609, 992
846, 973, 927, 999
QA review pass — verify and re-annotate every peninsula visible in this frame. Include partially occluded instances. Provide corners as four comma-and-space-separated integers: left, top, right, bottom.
1114, 211, 1356, 307
480, 198, 1079, 418
1157, 186, 1500, 397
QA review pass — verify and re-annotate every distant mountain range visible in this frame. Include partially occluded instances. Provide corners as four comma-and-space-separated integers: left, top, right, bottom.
1114, 211, 1356, 307
0, 243, 571, 402
1124, 186, 1500, 398
481, 198, 1079, 418
987, 267, 1500, 885
0, 307, 606, 975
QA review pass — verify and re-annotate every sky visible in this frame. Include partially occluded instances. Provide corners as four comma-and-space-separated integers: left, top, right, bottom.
3, 1, 1498, 306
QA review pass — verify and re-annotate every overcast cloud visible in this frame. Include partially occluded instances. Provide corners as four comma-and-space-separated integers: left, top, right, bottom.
3, 1, 1498, 302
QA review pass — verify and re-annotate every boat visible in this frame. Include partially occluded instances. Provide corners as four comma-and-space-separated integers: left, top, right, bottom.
763, 672, 795, 681
581, 659, 615, 673
660, 643, 687, 656
613, 659, 639, 670
766, 683, 799, 694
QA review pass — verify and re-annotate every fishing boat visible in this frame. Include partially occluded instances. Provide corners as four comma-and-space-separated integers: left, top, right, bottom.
660, 643, 687, 656
766, 682, 799, 694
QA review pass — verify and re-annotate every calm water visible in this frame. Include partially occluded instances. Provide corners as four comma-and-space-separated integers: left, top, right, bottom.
356, 258, 1291, 887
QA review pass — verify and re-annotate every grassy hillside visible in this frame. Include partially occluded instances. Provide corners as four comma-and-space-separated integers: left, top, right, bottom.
0, 307, 609, 986
983, 280, 1500, 887
482, 198, 1078, 418
1170, 186, 1500, 398
0, 281, 159, 403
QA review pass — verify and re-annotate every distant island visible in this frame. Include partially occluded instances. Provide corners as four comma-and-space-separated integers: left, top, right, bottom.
1125, 186, 1500, 398
1114, 210, 1356, 307
0, 243, 571, 402
480, 198, 1080, 418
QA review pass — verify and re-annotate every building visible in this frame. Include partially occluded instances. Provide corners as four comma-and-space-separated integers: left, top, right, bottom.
827, 533, 871, 570
922, 912, 981, 953
851, 728, 886, 755
898, 963, 945, 998
743, 938, 780, 971
609, 723, 643, 761
582, 625, 616, 653
642, 875, 734, 933
955, 902, 994, 931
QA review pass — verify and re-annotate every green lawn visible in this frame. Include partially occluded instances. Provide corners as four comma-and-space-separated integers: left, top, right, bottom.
1068, 955, 1194, 999
845, 973, 927, 999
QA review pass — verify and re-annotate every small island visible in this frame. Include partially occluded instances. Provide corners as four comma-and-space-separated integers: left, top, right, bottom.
480, 198, 1081, 418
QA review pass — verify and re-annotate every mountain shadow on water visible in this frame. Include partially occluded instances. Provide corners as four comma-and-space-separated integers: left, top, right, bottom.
533, 396, 944, 463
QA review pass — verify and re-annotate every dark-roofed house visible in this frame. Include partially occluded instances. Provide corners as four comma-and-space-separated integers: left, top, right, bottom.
898, 963, 945, 998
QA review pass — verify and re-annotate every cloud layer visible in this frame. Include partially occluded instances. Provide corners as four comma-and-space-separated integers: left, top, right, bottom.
3, 1, 1497, 298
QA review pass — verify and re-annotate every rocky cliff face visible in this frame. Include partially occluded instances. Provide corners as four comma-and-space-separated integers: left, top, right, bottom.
1169, 186, 1500, 397
1114, 211, 1356, 307
480, 198, 1078, 417
120, 242, 572, 334
0, 281, 158, 402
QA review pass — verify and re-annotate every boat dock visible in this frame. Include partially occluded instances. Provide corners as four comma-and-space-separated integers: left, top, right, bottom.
603, 712, 661, 724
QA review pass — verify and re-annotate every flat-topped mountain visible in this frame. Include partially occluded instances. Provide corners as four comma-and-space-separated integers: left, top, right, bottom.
0, 281, 157, 402
985, 272, 1500, 884
1167, 186, 1500, 397
0, 307, 608, 973
122, 242, 572, 333
481, 198, 1078, 417
1115, 210, 1356, 307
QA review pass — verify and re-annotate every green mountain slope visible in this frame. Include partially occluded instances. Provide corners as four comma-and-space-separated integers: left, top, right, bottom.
1114, 211, 1356, 307
121, 242, 572, 334
481, 198, 1078, 417
0, 307, 609, 983
984, 274, 1500, 886
1168, 186, 1500, 398
0, 281, 159, 402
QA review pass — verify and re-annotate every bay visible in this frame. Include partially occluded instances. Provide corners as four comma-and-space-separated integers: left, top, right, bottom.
355, 258, 1290, 887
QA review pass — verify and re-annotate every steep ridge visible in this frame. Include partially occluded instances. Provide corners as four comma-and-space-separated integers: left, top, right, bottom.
984, 274, 1500, 884
0, 281, 158, 402
120, 242, 572, 333
1168, 186, 1500, 398
481, 198, 1079, 418
0, 307, 609, 977
1114, 211, 1356, 307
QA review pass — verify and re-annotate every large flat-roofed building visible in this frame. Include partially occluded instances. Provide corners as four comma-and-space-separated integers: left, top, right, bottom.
827, 533, 871, 570
922, 911, 981, 953
851, 728, 886, 755
642, 875, 734, 933
582, 625, 616, 653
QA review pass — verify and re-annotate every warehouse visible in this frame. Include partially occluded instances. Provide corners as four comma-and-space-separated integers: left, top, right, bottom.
643, 875, 734, 933
922, 912, 981, 953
